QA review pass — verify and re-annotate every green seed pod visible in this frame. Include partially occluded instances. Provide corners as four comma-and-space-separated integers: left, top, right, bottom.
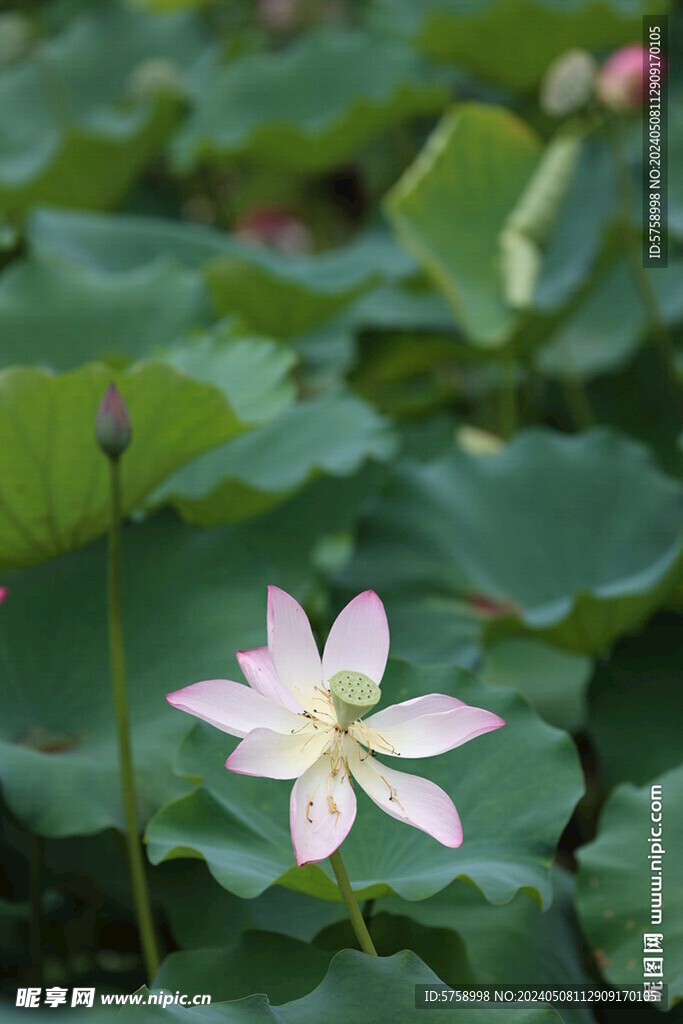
329, 670, 381, 730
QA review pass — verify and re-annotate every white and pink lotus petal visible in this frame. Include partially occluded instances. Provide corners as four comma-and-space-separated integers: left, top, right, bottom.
322, 590, 390, 687
267, 586, 323, 708
345, 736, 463, 848
359, 694, 505, 758
226, 725, 329, 779
166, 679, 301, 738
290, 753, 357, 865
236, 646, 303, 713
166, 585, 505, 864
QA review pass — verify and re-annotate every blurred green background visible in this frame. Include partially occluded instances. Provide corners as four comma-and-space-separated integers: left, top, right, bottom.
0, 0, 680, 1020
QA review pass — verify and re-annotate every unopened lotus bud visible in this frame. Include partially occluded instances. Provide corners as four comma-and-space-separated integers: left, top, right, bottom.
596, 44, 647, 113
329, 670, 381, 730
127, 58, 185, 103
95, 383, 132, 459
0, 12, 33, 65
540, 49, 597, 117
0, 586, 8, 605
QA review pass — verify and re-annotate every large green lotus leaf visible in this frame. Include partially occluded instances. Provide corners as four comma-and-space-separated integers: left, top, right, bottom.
0, 513, 271, 837
28, 208, 415, 281
153, 932, 333, 1005
587, 616, 682, 787
480, 638, 592, 733
27, 206, 240, 271
171, 29, 448, 174
158, 921, 472, 1008
236, 462, 389, 597
0, 361, 248, 569
5, 951, 562, 1023
37, 830, 347, 953
352, 283, 454, 334
158, 862, 345, 949
371, 0, 660, 90
532, 137, 616, 313
387, 869, 589, 982
320, 913, 475, 992
204, 257, 372, 343
27, 208, 447, 370
288, 311, 358, 388
536, 256, 683, 380
150, 953, 564, 1023
160, 321, 297, 425
203, 235, 413, 340
576, 766, 682, 1006
0, 5, 208, 213
0, 257, 209, 370
321, 870, 591, 1024
160, 866, 469, 993
27, 208, 414, 339
148, 390, 397, 526
146, 662, 583, 907
357, 591, 483, 668
341, 429, 683, 655
385, 104, 541, 346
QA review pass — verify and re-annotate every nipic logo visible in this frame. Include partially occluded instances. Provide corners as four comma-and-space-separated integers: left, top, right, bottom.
16, 987, 95, 1008
643, 783, 665, 1003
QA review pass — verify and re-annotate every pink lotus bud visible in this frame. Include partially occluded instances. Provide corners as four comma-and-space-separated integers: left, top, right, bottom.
596, 44, 648, 112
0, 586, 8, 605
95, 383, 132, 459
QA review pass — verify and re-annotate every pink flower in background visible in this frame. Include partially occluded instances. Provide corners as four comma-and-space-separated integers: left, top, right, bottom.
235, 206, 312, 254
0, 587, 7, 604
167, 587, 505, 865
596, 44, 648, 112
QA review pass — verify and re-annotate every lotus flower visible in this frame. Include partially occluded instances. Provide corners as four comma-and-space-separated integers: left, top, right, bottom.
0, 587, 7, 604
167, 587, 505, 865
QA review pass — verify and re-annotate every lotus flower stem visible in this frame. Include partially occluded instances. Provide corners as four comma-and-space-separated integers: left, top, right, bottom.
329, 846, 377, 956
106, 456, 160, 981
